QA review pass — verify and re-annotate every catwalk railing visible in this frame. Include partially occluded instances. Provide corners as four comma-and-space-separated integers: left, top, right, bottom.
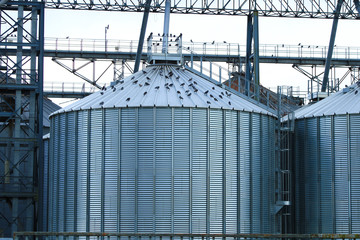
44, 37, 360, 61
13, 232, 360, 240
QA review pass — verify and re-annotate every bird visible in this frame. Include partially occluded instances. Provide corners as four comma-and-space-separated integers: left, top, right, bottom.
126, 98, 130, 101
179, 96, 183, 100
166, 86, 170, 90
194, 89, 198, 93
298, 43, 301, 46
355, 90, 358, 95
207, 101, 211, 104
187, 92, 192, 96
100, 101, 104, 105
133, 80, 138, 84
113, 88, 116, 92
212, 87, 215, 90
100, 92, 104, 95
189, 83, 193, 87
176, 67, 180, 70
164, 83, 169, 86
155, 86, 160, 89
146, 76, 151, 80
188, 78, 192, 81
219, 95, 223, 99
180, 83, 185, 86
190, 39, 193, 43
204, 90, 209, 94
221, 92, 224, 95
194, 81, 197, 85
212, 41, 215, 44
210, 94, 214, 98
139, 84, 143, 87
165, 75, 169, 79
131, 76, 135, 80
228, 101, 231, 105
143, 91, 147, 96
120, 87, 124, 90
145, 82, 150, 86
176, 76, 180, 80
185, 90, 190, 93
169, 83, 173, 87
177, 91, 181, 94
214, 98, 218, 101
142, 70, 147, 74
158, 33, 160, 36
101, 85, 106, 90
120, 80, 124, 84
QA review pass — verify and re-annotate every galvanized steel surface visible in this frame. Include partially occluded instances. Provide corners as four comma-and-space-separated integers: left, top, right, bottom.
48, 107, 276, 234
293, 82, 360, 119
294, 114, 360, 233
51, 65, 274, 115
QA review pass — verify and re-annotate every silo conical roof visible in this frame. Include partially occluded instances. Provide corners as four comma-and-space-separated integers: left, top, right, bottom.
293, 82, 360, 119
52, 64, 274, 116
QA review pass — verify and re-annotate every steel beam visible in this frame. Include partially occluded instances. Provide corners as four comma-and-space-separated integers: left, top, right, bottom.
245, 14, 253, 96
133, 0, 152, 73
253, 10, 260, 98
321, 0, 344, 92
41, 0, 360, 19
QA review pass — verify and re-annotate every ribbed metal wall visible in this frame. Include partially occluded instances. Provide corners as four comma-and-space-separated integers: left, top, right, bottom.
294, 114, 360, 233
48, 107, 276, 234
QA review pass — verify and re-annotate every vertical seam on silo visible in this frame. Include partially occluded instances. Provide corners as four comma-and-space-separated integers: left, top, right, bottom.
317, 117, 320, 233
222, 110, 226, 234
117, 109, 121, 232
153, 107, 156, 233
331, 115, 335, 232
347, 114, 351, 232
189, 108, 193, 233
249, 112, 253, 233
64, 114, 68, 232
237, 111, 240, 234
74, 111, 78, 232
86, 110, 90, 233
260, 114, 263, 233
206, 108, 210, 234
56, 114, 60, 232
135, 108, 138, 233
101, 108, 105, 233
171, 107, 174, 234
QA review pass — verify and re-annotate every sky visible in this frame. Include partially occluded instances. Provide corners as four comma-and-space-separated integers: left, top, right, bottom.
43, 8, 360, 106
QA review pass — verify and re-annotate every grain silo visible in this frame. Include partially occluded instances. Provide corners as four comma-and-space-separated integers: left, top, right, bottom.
292, 83, 360, 233
48, 63, 277, 234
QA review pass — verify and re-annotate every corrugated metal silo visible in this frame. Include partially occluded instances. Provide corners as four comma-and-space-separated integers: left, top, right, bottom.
48, 64, 277, 234
292, 83, 360, 233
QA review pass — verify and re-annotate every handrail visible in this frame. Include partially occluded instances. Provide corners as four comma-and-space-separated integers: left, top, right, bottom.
43, 37, 360, 60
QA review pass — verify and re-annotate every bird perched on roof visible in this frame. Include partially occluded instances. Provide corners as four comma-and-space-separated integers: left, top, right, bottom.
155, 86, 160, 89
204, 90, 209, 94
126, 97, 130, 101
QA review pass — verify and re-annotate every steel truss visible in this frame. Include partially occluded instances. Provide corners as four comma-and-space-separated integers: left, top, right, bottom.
0, 0, 44, 237
42, 0, 360, 19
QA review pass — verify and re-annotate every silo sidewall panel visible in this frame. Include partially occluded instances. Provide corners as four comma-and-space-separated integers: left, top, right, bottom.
77, 110, 89, 232
120, 108, 136, 232
66, 112, 76, 232
304, 118, 319, 233
191, 108, 207, 233
173, 108, 190, 233
319, 116, 333, 233
224, 110, 238, 234
334, 115, 350, 233
104, 108, 120, 232
209, 109, 223, 233
239, 111, 251, 233
350, 114, 360, 232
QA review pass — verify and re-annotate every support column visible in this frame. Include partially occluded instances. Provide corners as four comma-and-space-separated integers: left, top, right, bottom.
321, 0, 343, 92
134, 0, 152, 73
245, 14, 253, 96
162, 0, 171, 53
253, 10, 260, 99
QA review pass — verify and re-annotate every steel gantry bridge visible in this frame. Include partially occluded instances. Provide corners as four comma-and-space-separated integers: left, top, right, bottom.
1, 0, 360, 238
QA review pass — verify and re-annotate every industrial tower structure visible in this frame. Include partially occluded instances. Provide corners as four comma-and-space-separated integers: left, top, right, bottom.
1, 0, 360, 237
